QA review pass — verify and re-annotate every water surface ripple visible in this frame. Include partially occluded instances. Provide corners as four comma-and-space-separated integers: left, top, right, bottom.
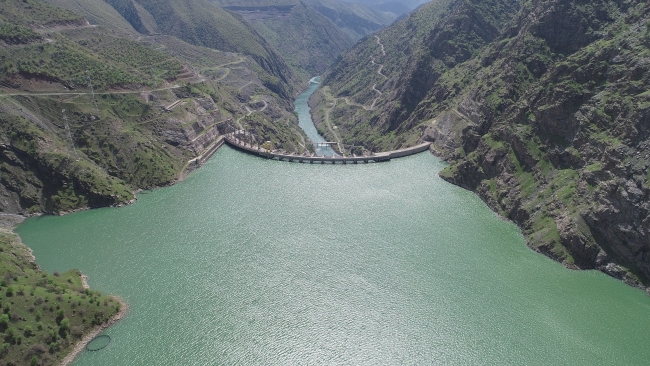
17, 149, 650, 365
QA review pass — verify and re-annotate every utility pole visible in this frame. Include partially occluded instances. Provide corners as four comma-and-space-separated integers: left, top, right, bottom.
149, 64, 156, 85
86, 70, 99, 114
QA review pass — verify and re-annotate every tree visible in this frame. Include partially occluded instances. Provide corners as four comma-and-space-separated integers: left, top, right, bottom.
59, 318, 70, 338
55, 309, 65, 324
5, 327, 15, 344
0, 314, 8, 329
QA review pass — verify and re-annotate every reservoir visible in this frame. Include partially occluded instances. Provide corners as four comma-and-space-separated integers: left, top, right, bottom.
16, 84, 650, 364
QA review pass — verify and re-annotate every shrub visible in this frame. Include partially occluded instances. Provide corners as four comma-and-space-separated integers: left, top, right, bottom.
5, 327, 16, 344
71, 325, 83, 339
56, 309, 65, 324
27, 343, 46, 356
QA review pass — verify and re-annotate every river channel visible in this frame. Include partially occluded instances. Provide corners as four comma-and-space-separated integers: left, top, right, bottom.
16, 81, 650, 365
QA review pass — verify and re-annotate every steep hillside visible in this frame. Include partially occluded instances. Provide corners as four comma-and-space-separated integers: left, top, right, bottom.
314, 0, 650, 288
213, 0, 354, 80
0, 0, 310, 216
49, 0, 301, 100
346, 0, 425, 14
42, 0, 139, 35
311, 0, 519, 150
302, 0, 398, 40
214, 0, 396, 41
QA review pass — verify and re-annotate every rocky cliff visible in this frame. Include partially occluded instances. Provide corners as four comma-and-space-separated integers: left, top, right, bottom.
314, 0, 650, 288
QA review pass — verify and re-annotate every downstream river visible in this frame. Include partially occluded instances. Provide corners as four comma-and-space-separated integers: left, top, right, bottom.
17, 83, 650, 365
294, 76, 336, 156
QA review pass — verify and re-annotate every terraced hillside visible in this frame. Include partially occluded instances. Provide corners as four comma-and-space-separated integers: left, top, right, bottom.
0, 0, 310, 216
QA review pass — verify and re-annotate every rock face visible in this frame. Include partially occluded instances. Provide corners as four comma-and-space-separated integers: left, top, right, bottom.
315, 0, 650, 288
310, 0, 520, 151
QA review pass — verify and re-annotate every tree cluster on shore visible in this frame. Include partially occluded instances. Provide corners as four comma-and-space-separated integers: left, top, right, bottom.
0, 232, 119, 366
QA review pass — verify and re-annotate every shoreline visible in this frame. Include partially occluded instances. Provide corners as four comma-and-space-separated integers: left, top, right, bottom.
4, 147, 227, 364
59, 296, 129, 366
0, 217, 131, 365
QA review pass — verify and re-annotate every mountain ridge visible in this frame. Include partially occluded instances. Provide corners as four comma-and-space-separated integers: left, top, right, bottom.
312, 0, 650, 288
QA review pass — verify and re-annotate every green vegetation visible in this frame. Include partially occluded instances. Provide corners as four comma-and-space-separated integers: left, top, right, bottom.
0, 231, 120, 365
128, 0, 300, 99
0, 23, 41, 45
0, 15, 184, 90
0, 0, 311, 216
314, 0, 520, 152
0, 0, 82, 27
233, 2, 353, 81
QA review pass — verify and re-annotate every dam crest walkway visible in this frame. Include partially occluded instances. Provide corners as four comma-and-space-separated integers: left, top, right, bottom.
223, 132, 431, 163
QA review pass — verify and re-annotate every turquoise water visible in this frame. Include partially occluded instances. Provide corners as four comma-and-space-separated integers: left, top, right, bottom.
294, 76, 336, 156
17, 149, 650, 365
16, 84, 650, 365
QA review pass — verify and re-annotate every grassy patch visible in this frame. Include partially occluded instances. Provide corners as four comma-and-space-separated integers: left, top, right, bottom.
438, 164, 457, 180
585, 162, 602, 172
530, 214, 574, 263
550, 169, 578, 206
531, 215, 561, 245
516, 171, 536, 198
483, 134, 505, 151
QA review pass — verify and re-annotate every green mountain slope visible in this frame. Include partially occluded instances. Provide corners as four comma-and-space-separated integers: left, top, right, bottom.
313, 0, 650, 288
346, 0, 427, 15
311, 0, 519, 149
0, 0, 310, 216
213, 0, 397, 41
135, 0, 299, 97
213, 0, 354, 80
302, 0, 398, 40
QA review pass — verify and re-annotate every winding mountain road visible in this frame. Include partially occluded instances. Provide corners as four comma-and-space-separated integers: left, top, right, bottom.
0, 84, 182, 98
